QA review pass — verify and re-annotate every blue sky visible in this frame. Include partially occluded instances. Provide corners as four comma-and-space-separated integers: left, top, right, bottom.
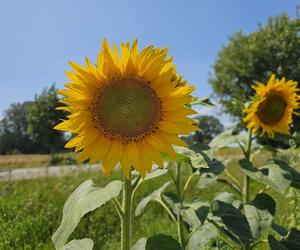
0, 0, 299, 122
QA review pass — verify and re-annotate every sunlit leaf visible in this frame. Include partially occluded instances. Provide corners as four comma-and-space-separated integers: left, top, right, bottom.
135, 182, 171, 217
238, 159, 291, 194
62, 239, 94, 250
131, 238, 147, 250
52, 180, 122, 249
244, 193, 275, 240
209, 129, 247, 151
186, 223, 218, 250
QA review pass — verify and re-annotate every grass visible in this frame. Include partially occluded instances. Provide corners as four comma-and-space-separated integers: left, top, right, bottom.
0, 170, 178, 250
0, 163, 297, 250
0, 148, 298, 249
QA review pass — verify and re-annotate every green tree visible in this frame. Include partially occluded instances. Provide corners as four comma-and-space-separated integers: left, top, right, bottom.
0, 102, 34, 154
26, 84, 66, 153
193, 115, 224, 143
209, 13, 300, 129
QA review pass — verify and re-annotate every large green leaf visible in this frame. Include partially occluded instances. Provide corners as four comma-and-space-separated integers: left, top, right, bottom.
131, 238, 147, 250
213, 191, 236, 204
161, 192, 181, 214
61, 239, 94, 250
52, 180, 122, 249
132, 168, 168, 184
196, 158, 225, 189
269, 229, 300, 250
211, 200, 252, 244
173, 146, 207, 168
239, 159, 291, 194
209, 129, 247, 151
186, 223, 218, 250
268, 235, 288, 250
244, 193, 275, 240
146, 234, 182, 250
190, 97, 214, 107
273, 160, 300, 190
135, 182, 171, 217
181, 205, 209, 229
272, 223, 288, 237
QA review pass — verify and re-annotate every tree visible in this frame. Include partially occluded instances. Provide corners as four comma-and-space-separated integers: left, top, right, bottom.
209, 13, 300, 129
26, 84, 66, 153
0, 102, 34, 154
193, 115, 224, 144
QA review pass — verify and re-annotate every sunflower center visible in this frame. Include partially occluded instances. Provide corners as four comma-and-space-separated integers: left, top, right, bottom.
94, 78, 162, 142
257, 94, 287, 125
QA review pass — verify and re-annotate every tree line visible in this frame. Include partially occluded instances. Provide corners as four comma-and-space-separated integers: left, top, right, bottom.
0, 84, 66, 154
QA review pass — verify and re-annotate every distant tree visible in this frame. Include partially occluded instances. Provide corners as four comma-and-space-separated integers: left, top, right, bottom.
193, 115, 224, 144
209, 13, 300, 129
26, 84, 66, 153
0, 102, 34, 154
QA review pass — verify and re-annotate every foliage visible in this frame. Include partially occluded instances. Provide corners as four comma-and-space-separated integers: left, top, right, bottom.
0, 102, 34, 154
0, 172, 177, 250
26, 84, 66, 153
49, 153, 77, 166
0, 84, 66, 154
134, 129, 300, 249
193, 115, 224, 144
209, 13, 300, 129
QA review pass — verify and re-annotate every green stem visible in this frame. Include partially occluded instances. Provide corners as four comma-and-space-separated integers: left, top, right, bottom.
156, 199, 177, 223
243, 131, 253, 250
121, 171, 133, 250
183, 172, 197, 198
243, 130, 253, 203
176, 162, 185, 248
208, 220, 236, 249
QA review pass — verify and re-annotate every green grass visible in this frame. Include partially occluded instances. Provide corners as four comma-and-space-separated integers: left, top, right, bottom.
0, 170, 179, 250
0, 154, 298, 249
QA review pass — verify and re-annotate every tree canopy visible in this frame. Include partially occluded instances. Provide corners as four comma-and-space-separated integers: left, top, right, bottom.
209, 13, 300, 130
193, 115, 224, 144
0, 84, 66, 154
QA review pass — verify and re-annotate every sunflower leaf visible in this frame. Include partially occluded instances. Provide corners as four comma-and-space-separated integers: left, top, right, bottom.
190, 97, 214, 107
186, 223, 218, 250
238, 159, 291, 194
211, 200, 253, 244
268, 228, 300, 250
61, 239, 94, 250
52, 180, 122, 250
145, 234, 182, 250
135, 181, 171, 217
244, 193, 275, 240
209, 129, 247, 151
131, 238, 147, 250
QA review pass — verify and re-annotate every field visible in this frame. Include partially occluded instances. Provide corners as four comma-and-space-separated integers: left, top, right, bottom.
0, 153, 77, 170
0, 150, 298, 249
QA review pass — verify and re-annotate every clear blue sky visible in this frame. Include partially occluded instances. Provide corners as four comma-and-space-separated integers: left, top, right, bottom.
0, 0, 298, 120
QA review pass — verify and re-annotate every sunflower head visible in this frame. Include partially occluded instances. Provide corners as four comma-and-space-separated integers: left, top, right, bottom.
243, 74, 300, 138
55, 39, 197, 178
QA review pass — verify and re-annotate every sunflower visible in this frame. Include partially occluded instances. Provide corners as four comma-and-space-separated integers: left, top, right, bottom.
54, 39, 197, 178
243, 74, 300, 138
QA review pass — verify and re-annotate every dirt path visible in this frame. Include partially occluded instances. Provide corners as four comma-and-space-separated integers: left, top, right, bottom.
0, 164, 101, 181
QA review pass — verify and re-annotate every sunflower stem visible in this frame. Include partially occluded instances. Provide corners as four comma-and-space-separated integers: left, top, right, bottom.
243, 130, 253, 250
175, 162, 185, 248
243, 130, 253, 203
121, 171, 133, 250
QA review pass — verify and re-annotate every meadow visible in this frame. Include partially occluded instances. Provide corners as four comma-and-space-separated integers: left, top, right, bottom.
0, 148, 298, 249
